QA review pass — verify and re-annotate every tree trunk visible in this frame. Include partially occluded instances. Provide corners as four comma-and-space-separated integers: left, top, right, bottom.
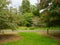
47, 27, 50, 35
47, 29, 49, 34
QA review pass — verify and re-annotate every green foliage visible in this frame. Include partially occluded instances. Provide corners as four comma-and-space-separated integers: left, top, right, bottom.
40, 12, 48, 27
0, 0, 10, 29
37, 0, 51, 10
1, 0, 60, 29
0, 10, 20, 30
0, 0, 20, 30
37, 0, 60, 27
20, 13, 34, 27
48, 0, 60, 27
31, 5, 40, 16
0, 0, 10, 9
21, 0, 31, 14
7, 14, 20, 30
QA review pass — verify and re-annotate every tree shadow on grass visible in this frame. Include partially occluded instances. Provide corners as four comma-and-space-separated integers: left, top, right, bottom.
50, 32, 60, 40
0, 34, 20, 44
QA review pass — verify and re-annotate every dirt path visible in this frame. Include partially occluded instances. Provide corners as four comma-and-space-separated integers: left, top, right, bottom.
1, 30, 60, 33
3, 30, 60, 39
1, 30, 60, 38
0, 30, 60, 35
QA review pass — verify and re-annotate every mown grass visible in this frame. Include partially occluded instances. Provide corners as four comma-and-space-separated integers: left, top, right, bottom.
17, 27, 60, 30
1, 32, 60, 45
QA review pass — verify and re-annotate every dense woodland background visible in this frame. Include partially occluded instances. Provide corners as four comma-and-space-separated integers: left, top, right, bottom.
0, 0, 60, 30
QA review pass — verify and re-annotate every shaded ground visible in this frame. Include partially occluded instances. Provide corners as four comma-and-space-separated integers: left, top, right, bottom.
49, 33, 60, 40
0, 34, 20, 44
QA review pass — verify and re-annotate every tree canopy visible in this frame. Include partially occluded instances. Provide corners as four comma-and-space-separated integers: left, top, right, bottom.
0, 0, 20, 30
0, 0, 60, 30
21, 0, 31, 14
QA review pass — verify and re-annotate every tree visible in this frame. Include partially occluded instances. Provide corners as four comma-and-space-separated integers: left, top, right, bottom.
21, 0, 31, 14
31, 5, 40, 16
20, 13, 34, 27
0, 0, 10, 29
37, 0, 52, 10
49, 0, 60, 27
37, 0, 60, 34
0, 0, 20, 31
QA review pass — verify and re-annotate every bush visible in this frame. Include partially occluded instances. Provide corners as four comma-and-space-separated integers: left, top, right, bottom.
19, 13, 34, 27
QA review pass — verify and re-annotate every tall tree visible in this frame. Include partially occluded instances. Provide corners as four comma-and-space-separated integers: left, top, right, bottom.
20, 13, 34, 27
37, 0, 52, 10
31, 5, 40, 16
37, 0, 60, 34
0, 0, 20, 31
49, 0, 60, 26
0, 0, 10, 29
37, 0, 60, 26
21, 0, 31, 14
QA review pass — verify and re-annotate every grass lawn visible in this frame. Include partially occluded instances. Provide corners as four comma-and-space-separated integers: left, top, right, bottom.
17, 27, 60, 30
1, 32, 60, 45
